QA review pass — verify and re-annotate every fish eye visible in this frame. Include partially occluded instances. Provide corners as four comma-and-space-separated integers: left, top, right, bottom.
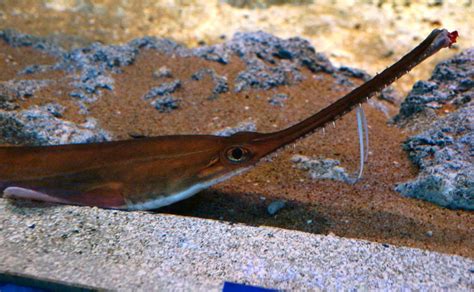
226, 146, 248, 163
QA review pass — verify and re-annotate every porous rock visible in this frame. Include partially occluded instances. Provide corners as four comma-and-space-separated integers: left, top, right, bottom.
153, 66, 173, 79
143, 80, 181, 100
395, 104, 473, 210
394, 49, 474, 210
0, 29, 393, 147
291, 154, 357, 184
191, 68, 229, 99
1, 29, 184, 109
0, 105, 111, 146
1, 29, 385, 116
0, 79, 51, 99
393, 48, 473, 124
268, 93, 289, 106
189, 31, 334, 92
214, 121, 257, 137
151, 95, 180, 113
337, 66, 399, 104
143, 80, 182, 112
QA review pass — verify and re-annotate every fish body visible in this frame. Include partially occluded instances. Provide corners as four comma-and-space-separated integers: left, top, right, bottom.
0, 29, 458, 210
0, 132, 277, 209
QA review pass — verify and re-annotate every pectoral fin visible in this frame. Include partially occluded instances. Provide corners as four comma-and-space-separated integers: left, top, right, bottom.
3, 182, 127, 209
4, 187, 70, 204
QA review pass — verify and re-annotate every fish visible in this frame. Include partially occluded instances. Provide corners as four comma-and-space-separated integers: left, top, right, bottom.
0, 29, 458, 210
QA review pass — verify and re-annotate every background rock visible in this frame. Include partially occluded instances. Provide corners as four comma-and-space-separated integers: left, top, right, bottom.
0, 29, 390, 145
291, 154, 357, 184
0, 105, 111, 146
393, 48, 473, 127
214, 121, 257, 137
190, 31, 331, 92
395, 49, 473, 210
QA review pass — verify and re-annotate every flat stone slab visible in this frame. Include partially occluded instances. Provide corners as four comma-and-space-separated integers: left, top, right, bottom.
0, 199, 473, 290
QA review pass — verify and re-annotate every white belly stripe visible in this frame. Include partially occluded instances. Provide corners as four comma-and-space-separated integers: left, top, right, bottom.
126, 166, 252, 210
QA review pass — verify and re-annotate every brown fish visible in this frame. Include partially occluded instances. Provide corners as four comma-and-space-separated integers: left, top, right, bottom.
0, 29, 458, 210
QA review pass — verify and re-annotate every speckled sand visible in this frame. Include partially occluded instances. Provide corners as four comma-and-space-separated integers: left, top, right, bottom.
1, 199, 472, 290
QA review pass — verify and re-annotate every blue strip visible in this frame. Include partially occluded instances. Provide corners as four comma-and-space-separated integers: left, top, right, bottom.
0, 283, 47, 292
223, 281, 278, 292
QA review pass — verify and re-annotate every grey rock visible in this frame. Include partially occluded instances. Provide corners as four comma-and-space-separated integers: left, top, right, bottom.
143, 80, 181, 100
267, 200, 286, 215
393, 49, 474, 210
42, 103, 66, 118
395, 80, 450, 121
211, 74, 229, 96
81, 117, 101, 129
338, 66, 371, 81
378, 86, 400, 104
0, 29, 65, 57
214, 121, 257, 136
452, 93, 472, 107
395, 104, 473, 210
1, 30, 378, 115
0, 30, 185, 111
150, 95, 180, 113
189, 31, 333, 92
0, 105, 111, 146
64, 43, 134, 102
0, 79, 52, 110
337, 66, 399, 104
129, 37, 183, 54
191, 68, 229, 99
268, 93, 289, 106
0, 79, 51, 99
18, 64, 54, 75
62, 37, 182, 104
368, 99, 390, 117
153, 66, 173, 78
0, 95, 18, 111
191, 68, 210, 80
291, 154, 357, 184
190, 44, 230, 64
394, 48, 474, 123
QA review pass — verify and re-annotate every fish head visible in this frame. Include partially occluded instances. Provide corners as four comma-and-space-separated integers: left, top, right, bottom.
217, 131, 283, 170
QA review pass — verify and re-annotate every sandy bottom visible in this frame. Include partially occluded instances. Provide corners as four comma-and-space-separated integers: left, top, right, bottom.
1, 41, 473, 258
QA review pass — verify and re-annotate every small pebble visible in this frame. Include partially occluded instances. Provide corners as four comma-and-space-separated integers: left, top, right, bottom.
426, 230, 433, 237
267, 200, 286, 216
151, 95, 179, 112
153, 66, 172, 79
268, 93, 289, 107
